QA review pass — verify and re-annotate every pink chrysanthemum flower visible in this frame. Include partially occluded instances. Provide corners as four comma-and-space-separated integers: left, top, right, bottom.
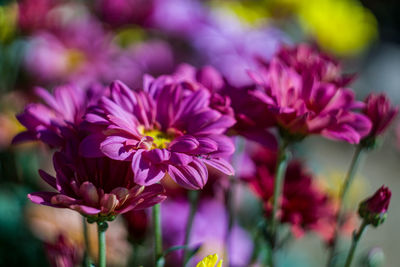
81, 73, 236, 190
28, 151, 166, 220
248, 53, 372, 144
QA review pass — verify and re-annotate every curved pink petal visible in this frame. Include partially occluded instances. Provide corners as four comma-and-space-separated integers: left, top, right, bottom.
168, 159, 208, 190
28, 192, 59, 206
100, 135, 136, 160
168, 135, 199, 152
142, 149, 171, 164
131, 150, 166, 185
203, 158, 235, 176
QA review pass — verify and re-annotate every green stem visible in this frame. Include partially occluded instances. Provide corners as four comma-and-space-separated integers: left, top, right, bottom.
327, 145, 365, 266
153, 204, 164, 267
83, 217, 91, 267
269, 139, 290, 266
182, 190, 200, 267
344, 221, 368, 267
97, 222, 108, 267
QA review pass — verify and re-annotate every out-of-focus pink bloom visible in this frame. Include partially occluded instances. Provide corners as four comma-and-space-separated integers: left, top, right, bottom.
28, 151, 166, 219
247, 48, 372, 144
362, 93, 398, 139
13, 84, 104, 148
245, 148, 335, 238
359, 186, 391, 227
96, 0, 154, 27
44, 234, 80, 267
161, 198, 253, 267
81, 75, 235, 190
24, 18, 115, 87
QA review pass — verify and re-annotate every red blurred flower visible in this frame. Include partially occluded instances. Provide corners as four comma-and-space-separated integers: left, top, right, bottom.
44, 234, 80, 267
245, 148, 335, 237
123, 210, 149, 242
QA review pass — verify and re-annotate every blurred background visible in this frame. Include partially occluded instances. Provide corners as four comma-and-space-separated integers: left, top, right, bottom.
0, 0, 400, 266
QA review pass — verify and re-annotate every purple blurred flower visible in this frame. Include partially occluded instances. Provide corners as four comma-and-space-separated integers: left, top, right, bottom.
247, 49, 372, 144
28, 151, 166, 219
110, 40, 174, 89
13, 84, 104, 148
82, 73, 235, 190
362, 93, 398, 139
150, 0, 287, 87
161, 198, 253, 267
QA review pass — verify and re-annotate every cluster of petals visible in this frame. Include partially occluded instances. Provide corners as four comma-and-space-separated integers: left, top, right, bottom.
28, 151, 166, 218
81, 69, 235, 190
243, 44, 372, 144
270, 44, 355, 87
245, 148, 335, 237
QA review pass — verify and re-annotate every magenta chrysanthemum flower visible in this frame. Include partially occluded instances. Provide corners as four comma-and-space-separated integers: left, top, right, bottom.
13, 84, 104, 148
28, 151, 166, 220
81, 74, 236, 190
248, 54, 372, 144
362, 93, 398, 139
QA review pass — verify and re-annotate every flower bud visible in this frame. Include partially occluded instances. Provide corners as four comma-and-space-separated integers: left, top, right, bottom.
362, 93, 398, 140
358, 186, 391, 227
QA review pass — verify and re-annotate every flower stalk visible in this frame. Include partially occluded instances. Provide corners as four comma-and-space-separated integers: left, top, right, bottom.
344, 220, 368, 267
183, 190, 200, 266
153, 204, 164, 267
327, 145, 365, 266
83, 217, 91, 267
269, 139, 290, 265
97, 221, 108, 267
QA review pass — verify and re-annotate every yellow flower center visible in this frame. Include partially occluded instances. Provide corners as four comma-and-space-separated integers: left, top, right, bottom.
66, 49, 86, 72
196, 254, 223, 267
141, 128, 174, 149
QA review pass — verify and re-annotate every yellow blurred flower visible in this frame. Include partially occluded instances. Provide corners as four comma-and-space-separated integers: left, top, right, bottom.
196, 253, 223, 267
214, 1, 269, 26
298, 0, 377, 56
0, 3, 18, 42
318, 171, 369, 210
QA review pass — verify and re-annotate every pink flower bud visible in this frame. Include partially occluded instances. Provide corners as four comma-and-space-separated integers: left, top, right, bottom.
359, 186, 391, 227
